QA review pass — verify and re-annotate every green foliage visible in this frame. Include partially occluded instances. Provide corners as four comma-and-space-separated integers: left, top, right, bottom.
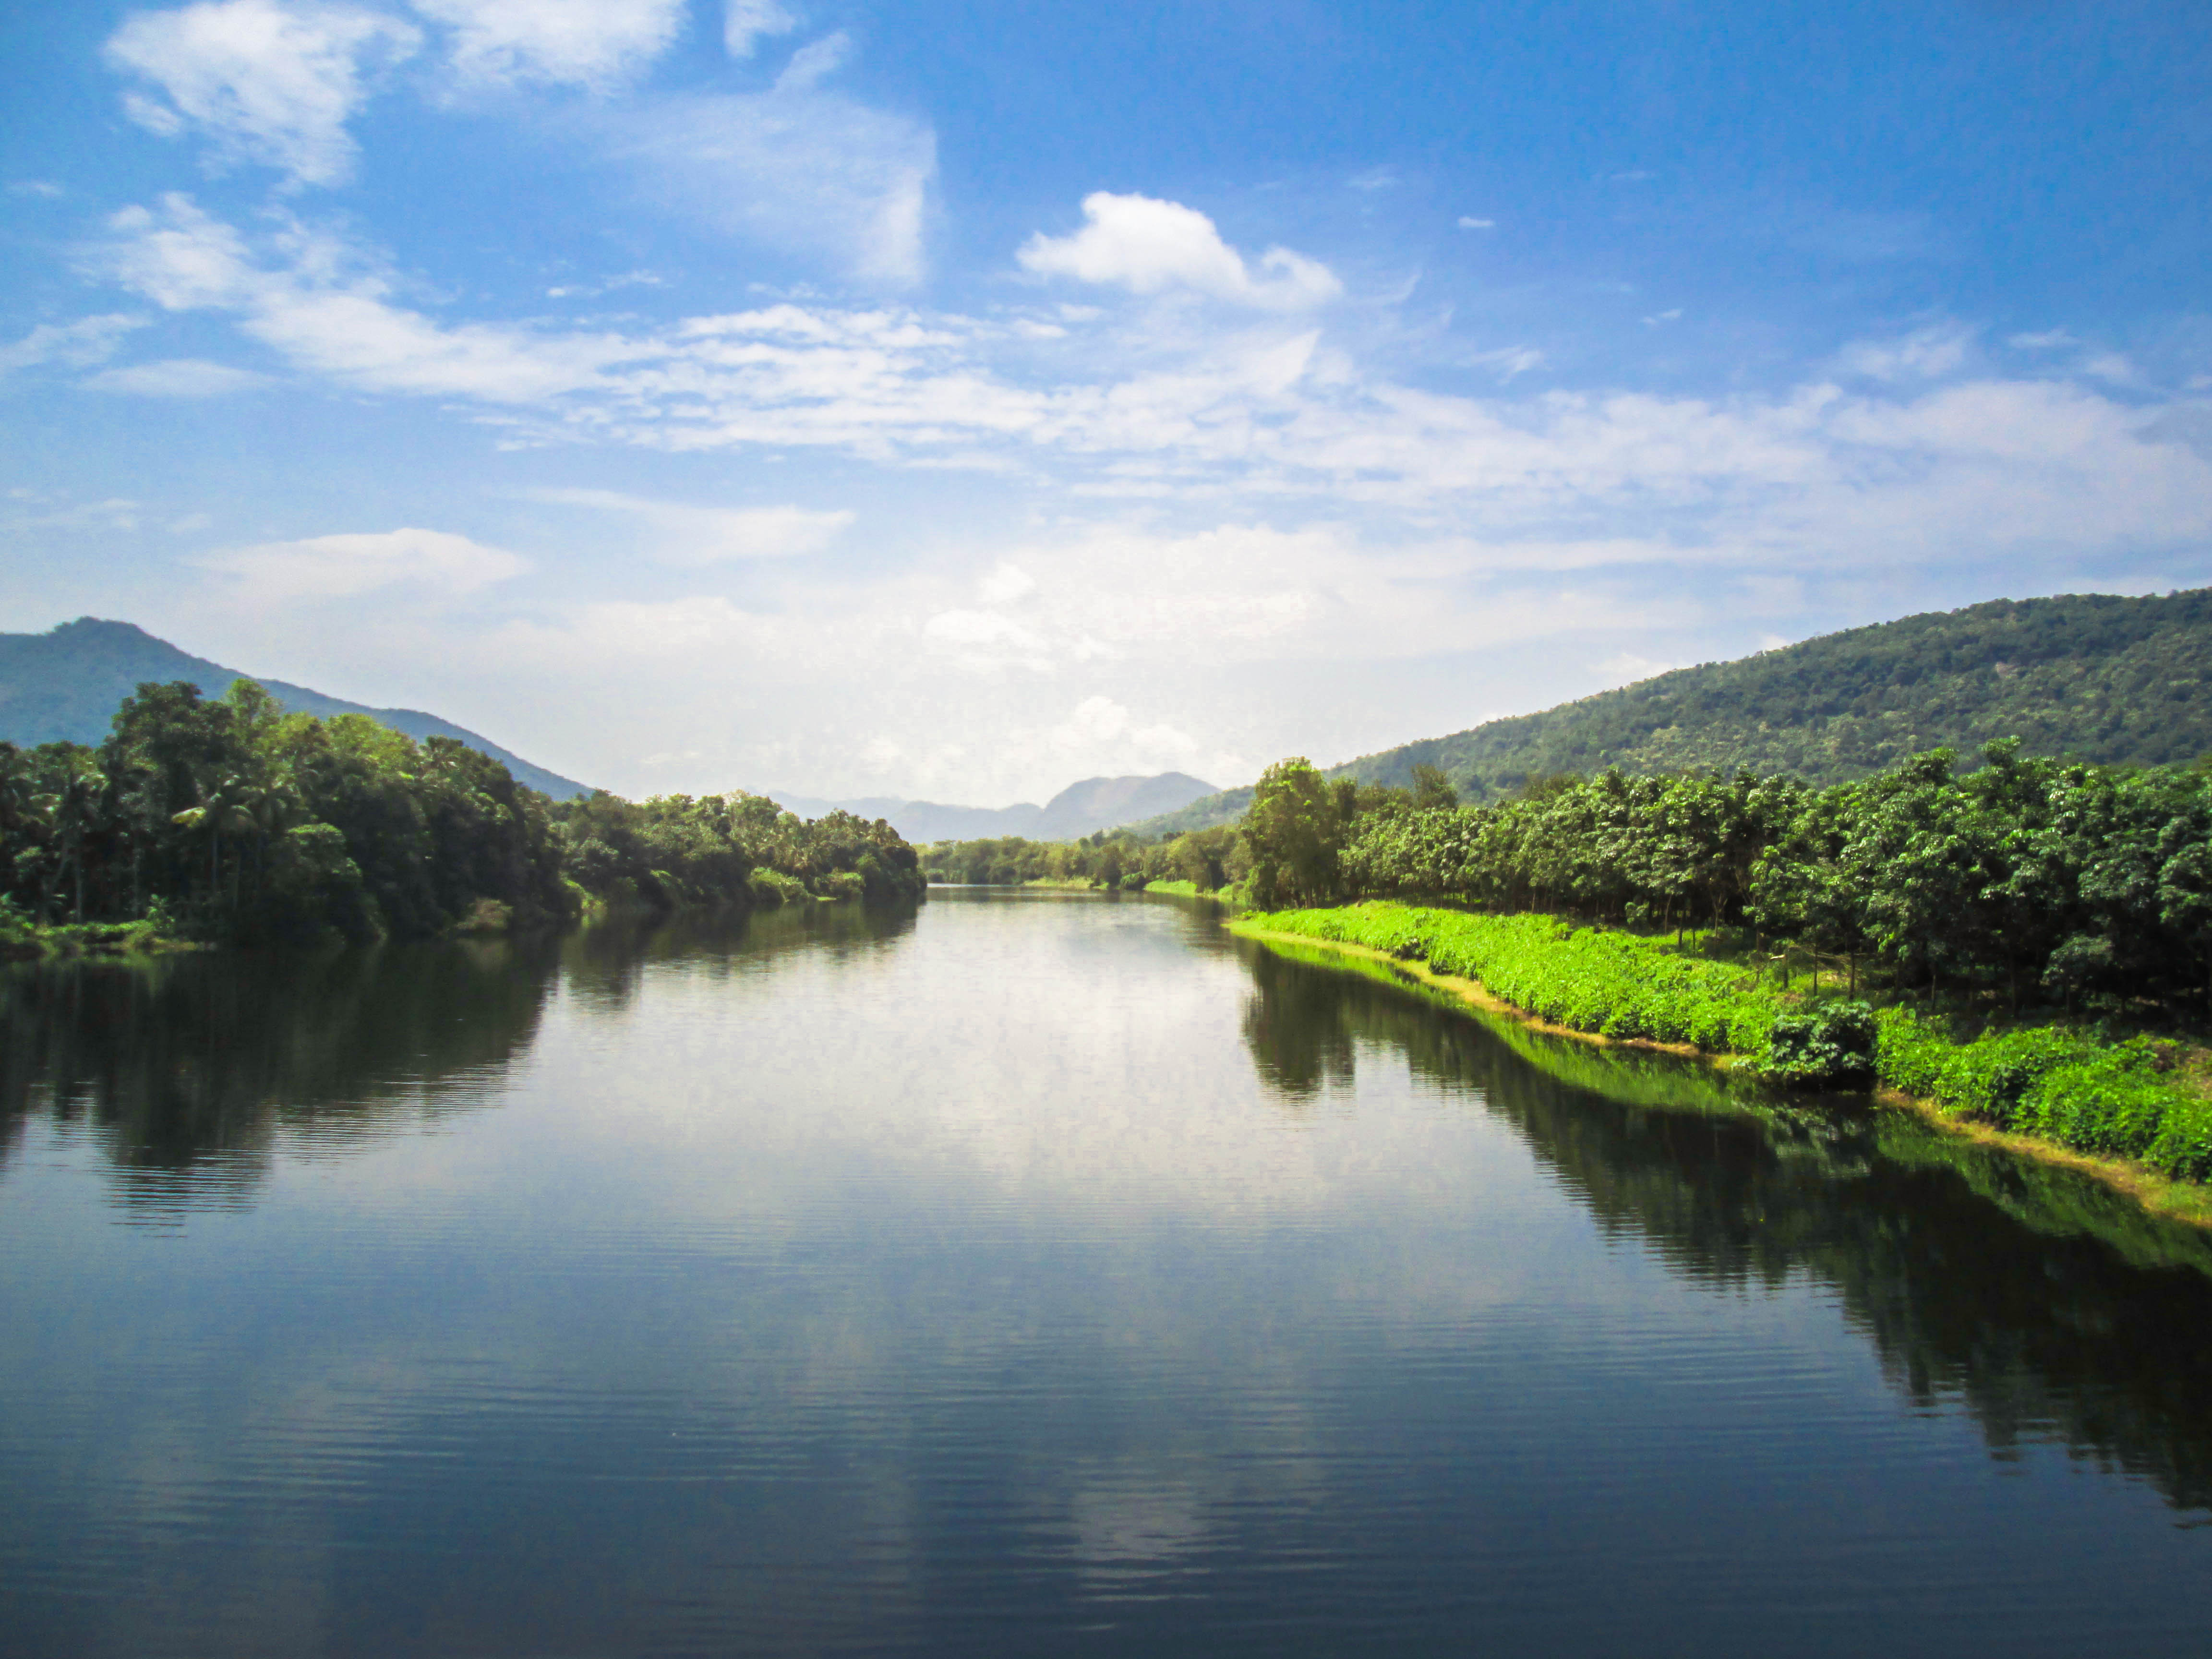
1330, 740, 2212, 1022
0, 680, 924, 949
1242, 903, 1787, 1057
1762, 1002, 1878, 1086
1241, 757, 1347, 906
918, 824, 1245, 893
1873, 1009, 2212, 1181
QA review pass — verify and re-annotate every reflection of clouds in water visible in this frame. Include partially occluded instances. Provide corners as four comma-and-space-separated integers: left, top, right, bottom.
1070, 1476, 1210, 1586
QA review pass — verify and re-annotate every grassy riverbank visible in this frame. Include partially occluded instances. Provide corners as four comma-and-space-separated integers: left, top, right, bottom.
1236, 902, 2212, 1213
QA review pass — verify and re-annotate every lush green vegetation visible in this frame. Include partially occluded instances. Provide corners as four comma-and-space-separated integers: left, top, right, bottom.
1243, 899, 2212, 1181
1238, 743, 2212, 1021
0, 679, 923, 953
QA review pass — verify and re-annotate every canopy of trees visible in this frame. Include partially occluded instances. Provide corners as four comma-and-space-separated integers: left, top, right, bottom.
1, 680, 922, 948
1336, 741, 2212, 1021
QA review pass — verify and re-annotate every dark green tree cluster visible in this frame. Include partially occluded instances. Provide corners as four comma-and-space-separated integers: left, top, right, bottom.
1326, 740, 2212, 1021
0, 680, 922, 948
550, 791, 922, 909
920, 824, 1246, 892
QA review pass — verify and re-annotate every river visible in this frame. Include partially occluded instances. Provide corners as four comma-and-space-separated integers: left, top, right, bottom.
5, 890, 2212, 1656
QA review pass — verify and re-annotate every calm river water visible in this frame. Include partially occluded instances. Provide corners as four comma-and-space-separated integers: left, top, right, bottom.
6, 890, 2212, 1656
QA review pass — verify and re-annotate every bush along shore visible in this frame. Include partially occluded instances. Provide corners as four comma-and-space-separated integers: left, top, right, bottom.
1237, 902, 2212, 1209
1, 678, 924, 956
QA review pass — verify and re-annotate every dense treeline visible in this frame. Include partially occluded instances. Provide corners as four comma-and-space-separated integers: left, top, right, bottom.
920, 824, 1246, 891
0, 679, 922, 949
1239, 743, 2212, 1022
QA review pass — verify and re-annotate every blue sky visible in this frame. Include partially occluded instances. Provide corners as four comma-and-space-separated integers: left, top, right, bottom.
4, 0, 2210, 804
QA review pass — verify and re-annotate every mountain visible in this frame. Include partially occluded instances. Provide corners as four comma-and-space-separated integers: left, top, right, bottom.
1124, 588, 2212, 835
771, 772, 1219, 843
0, 617, 593, 799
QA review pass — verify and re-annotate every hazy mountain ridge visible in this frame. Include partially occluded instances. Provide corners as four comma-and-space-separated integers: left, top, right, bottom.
773, 772, 1219, 844
1124, 589, 2212, 836
0, 618, 592, 800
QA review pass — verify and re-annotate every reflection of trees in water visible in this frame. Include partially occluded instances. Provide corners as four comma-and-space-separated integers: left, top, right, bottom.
0, 901, 928, 1215
1237, 939, 2212, 1514
1239, 947, 1358, 1100
558, 900, 923, 1011
0, 937, 564, 1214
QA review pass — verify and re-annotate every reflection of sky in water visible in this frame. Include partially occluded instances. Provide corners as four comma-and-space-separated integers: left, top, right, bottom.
3, 893, 2212, 1656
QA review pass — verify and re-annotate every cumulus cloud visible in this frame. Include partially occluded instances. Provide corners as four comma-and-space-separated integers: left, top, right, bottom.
413, 0, 685, 91
0, 314, 145, 374
193, 526, 529, 601
724, 0, 798, 59
1018, 192, 1343, 311
104, 0, 420, 188
527, 487, 853, 562
82, 357, 274, 396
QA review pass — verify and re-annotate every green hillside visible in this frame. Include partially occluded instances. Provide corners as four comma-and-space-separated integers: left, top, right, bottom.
0, 617, 591, 799
1125, 588, 2212, 834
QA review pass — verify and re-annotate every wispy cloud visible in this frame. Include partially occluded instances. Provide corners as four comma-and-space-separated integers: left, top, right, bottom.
723, 0, 798, 60
82, 357, 274, 395
104, 0, 421, 188
586, 76, 936, 284
413, 0, 685, 93
90, 197, 2212, 573
525, 488, 853, 562
0, 313, 145, 374
193, 525, 528, 601
1019, 192, 1342, 311
1833, 323, 1976, 382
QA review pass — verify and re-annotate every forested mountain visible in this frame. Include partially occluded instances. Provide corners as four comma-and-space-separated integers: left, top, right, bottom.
776, 772, 1217, 844
1128, 589, 2212, 834
0, 618, 590, 799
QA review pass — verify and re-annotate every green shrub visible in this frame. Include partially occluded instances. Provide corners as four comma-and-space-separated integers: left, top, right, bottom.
1763, 1002, 1878, 1085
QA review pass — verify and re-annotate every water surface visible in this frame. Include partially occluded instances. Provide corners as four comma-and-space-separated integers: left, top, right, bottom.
5, 891, 2212, 1656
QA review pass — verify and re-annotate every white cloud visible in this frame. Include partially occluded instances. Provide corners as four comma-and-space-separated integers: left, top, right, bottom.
2008, 328, 2078, 350
413, 0, 684, 91
1048, 696, 1196, 763
89, 200, 2212, 580
977, 562, 1035, 605
99, 194, 638, 399
527, 487, 852, 561
1456, 216, 1493, 230
8, 180, 65, 199
724, 0, 798, 59
1834, 324, 1975, 382
1018, 192, 1343, 311
589, 81, 935, 283
83, 358, 275, 396
193, 526, 529, 600
105, 0, 421, 188
0, 314, 144, 374
775, 30, 849, 91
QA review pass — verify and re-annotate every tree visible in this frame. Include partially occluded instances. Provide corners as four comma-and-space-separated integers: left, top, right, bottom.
1242, 757, 1346, 906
